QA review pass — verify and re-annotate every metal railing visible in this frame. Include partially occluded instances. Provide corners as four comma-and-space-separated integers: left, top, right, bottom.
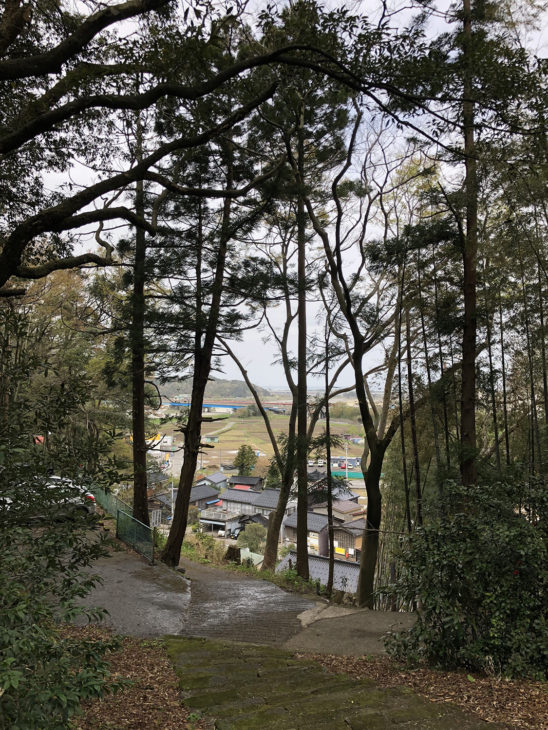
93, 486, 155, 563
93, 486, 132, 517
116, 509, 155, 563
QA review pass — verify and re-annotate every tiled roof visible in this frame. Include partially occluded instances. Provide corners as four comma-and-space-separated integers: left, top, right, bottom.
284, 512, 342, 533
253, 489, 281, 509
277, 551, 361, 593
204, 471, 227, 485
190, 484, 221, 502
313, 499, 364, 514
339, 518, 366, 534
221, 488, 260, 505
228, 475, 262, 487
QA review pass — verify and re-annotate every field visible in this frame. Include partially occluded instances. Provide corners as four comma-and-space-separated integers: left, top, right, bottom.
160, 412, 366, 477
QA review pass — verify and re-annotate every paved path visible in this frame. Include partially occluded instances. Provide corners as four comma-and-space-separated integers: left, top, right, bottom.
82, 549, 313, 642
82, 548, 503, 728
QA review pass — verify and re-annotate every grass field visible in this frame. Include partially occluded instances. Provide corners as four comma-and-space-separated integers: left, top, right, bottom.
158, 413, 366, 476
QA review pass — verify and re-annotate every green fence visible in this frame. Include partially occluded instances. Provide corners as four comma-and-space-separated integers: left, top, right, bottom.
116, 509, 155, 563
93, 486, 132, 516
93, 486, 154, 563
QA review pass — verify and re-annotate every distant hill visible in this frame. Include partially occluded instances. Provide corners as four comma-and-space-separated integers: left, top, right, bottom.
160, 378, 272, 402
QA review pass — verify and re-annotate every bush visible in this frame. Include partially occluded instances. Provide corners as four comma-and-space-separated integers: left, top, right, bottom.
384, 479, 547, 679
237, 523, 267, 553
0, 464, 118, 727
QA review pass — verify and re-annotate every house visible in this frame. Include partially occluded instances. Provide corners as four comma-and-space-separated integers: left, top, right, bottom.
219, 488, 262, 515
219, 487, 296, 519
282, 512, 344, 557
152, 483, 222, 519
276, 551, 361, 593
228, 475, 263, 490
239, 513, 269, 529
253, 488, 296, 517
189, 484, 222, 510
198, 507, 243, 535
194, 471, 227, 491
306, 471, 360, 506
332, 518, 366, 562
311, 499, 365, 523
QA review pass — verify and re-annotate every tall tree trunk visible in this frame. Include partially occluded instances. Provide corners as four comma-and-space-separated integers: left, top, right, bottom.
406, 308, 422, 526
131, 170, 149, 526
538, 263, 548, 425
433, 259, 451, 467
499, 290, 511, 466
357, 438, 386, 608
398, 304, 412, 534
262, 409, 297, 571
296, 110, 309, 581
460, 0, 478, 486
417, 250, 443, 491
519, 254, 542, 472
485, 300, 502, 475
325, 334, 335, 596
161, 153, 233, 567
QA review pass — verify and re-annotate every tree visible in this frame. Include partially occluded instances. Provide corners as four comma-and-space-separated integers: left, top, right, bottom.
237, 523, 267, 554
234, 444, 258, 477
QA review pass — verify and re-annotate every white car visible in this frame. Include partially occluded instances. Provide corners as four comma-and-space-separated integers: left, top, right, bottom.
46, 476, 96, 515
1, 476, 96, 520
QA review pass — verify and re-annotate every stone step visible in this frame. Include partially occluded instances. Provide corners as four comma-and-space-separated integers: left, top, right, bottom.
166, 637, 502, 730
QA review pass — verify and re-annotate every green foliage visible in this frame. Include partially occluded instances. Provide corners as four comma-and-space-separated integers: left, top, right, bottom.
385, 480, 547, 679
328, 403, 361, 421
233, 444, 258, 476
236, 404, 260, 418
237, 523, 267, 554
0, 463, 120, 728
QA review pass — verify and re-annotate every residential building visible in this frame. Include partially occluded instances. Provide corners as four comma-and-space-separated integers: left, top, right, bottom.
277, 551, 361, 593
311, 499, 365, 522
228, 475, 264, 490
194, 471, 227, 491
282, 512, 344, 557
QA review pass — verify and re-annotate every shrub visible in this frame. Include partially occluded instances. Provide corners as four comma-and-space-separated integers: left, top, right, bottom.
0, 465, 118, 727
384, 479, 547, 679
237, 523, 267, 553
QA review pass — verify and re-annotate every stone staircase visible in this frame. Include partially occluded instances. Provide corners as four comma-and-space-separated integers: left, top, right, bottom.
166, 637, 503, 730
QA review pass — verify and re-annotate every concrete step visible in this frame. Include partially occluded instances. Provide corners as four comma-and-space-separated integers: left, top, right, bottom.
165, 637, 503, 730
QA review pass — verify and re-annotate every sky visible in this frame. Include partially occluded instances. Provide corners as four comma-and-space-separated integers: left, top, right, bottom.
53, 0, 547, 390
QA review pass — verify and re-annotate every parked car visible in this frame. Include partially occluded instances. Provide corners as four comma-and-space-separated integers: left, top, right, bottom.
47, 476, 96, 515
1, 476, 96, 522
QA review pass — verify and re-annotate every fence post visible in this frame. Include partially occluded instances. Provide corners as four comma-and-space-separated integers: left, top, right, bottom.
116, 509, 120, 539
152, 527, 156, 565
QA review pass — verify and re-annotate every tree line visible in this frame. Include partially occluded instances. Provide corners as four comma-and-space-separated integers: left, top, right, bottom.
1, 0, 546, 688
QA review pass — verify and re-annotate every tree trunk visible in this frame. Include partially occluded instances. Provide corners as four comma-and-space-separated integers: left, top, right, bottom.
131, 173, 149, 526
538, 263, 548, 425
357, 441, 385, 608
262, 408, 297, 571
406, 308, 422, 526
499, 290, 511, 466
460, 0, 478, 486
161, 151, 233, 567
417, 249, 443, 488
295, 111, 309, 581
325, 335, 334, 596
485, 300, 502, 475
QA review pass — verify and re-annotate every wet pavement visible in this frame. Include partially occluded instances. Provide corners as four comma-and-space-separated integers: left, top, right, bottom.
178, 558, 315, 645
81, 548, 314, 642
